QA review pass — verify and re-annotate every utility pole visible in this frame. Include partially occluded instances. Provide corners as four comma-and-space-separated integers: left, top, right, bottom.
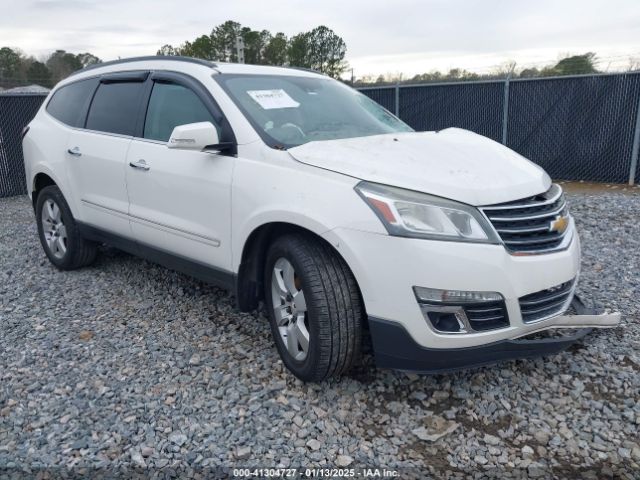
501, 63, 516, 145
394, 81, 400, 117
629, 92, 640, 185
235, 36, 245, 64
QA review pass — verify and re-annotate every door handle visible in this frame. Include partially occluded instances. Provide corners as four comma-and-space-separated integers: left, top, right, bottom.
67, 147, 81, 157
129, 159, 150, 171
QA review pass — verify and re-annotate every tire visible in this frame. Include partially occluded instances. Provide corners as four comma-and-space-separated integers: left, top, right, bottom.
264, 233, 363, 382
35, 185, 97, 270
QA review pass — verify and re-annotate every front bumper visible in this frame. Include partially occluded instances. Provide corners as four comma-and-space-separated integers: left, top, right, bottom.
323, 225, 585, 349
368, 297, 621, 373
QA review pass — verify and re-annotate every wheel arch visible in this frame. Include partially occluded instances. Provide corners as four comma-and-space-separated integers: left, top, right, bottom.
29, 166, 80, 217
235, 221, 365, 318
31, 171, 58, 211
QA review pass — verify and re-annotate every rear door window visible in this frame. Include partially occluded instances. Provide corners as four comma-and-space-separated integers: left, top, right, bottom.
86, 82, 144, 136
143, 82, 218, 142
46, 78, 97, 127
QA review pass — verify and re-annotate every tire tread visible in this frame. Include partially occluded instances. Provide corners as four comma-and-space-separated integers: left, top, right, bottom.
36, 185, 97, 270
265, 233, 362, 381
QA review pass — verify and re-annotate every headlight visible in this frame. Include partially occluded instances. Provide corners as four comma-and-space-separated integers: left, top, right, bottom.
355, 181, 500, 243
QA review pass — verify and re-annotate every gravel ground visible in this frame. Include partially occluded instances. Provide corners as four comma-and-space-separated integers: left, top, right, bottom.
0, 192, 638, 478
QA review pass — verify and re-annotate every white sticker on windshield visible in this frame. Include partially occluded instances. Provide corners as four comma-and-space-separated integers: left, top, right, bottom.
247, 89, 300, 110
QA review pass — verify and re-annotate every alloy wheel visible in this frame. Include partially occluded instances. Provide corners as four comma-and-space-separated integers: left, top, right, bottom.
271, 257, 309, 361
41, 199, 67, 259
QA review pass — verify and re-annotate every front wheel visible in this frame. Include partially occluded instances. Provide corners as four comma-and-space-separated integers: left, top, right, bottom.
264, 234, 363, 382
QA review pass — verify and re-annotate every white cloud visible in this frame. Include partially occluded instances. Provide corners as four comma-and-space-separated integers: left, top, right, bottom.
0, 0, 639, 76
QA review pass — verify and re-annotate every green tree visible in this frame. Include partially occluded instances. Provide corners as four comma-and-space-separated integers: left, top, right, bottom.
0, 47, 23, 87
306, 26, 347, 78
155, 21, 349, 73
550, 52, 598, 75
157, 44, 179, 56
242, 28, 271, 64
519, 67, 540, 78
288, 32, 311, 69
76, 52, 101, 68
26, 61, 52, 87
46, 50, 82, 83
448, 68, 462, 79
264, 32, 288, 66
181, 35, 214, 60
210, 20, 242, 62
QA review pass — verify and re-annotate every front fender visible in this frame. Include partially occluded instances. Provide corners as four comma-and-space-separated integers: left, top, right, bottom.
231, 150, 386, 273
232, 208, 336, 272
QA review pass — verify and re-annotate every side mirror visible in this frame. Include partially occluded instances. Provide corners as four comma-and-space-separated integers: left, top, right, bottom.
167, 122, 220, 151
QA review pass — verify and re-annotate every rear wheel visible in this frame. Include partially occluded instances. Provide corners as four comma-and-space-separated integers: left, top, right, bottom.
264, 234, 363, 382
35, 185, 97, 270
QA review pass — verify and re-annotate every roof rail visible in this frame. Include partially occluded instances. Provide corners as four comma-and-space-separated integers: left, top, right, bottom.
286, 66, 324, 76
69, 56, 218, 77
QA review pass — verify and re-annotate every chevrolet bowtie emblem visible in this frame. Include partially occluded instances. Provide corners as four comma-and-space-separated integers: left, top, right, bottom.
549, 215, 569, 234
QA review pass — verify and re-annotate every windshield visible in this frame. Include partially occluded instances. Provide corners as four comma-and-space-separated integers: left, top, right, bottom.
216, 74, 413, 148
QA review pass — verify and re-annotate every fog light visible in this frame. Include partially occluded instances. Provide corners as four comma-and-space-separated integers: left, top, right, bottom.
413, 286, 502, 304
423, 309, 467, 333
417, 303, 470, 334
414, 286, 507, 334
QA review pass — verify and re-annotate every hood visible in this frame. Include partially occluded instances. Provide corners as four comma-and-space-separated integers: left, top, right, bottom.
288, 128, 551, 206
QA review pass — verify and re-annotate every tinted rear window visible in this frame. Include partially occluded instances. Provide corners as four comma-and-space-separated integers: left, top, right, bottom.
46, 79, 97, 127
86, 82, 144, 136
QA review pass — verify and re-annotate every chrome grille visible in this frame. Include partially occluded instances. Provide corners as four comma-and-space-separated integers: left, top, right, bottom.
519, 279, 575, 323
464, 301, 509, 331
480, 184, 571, 254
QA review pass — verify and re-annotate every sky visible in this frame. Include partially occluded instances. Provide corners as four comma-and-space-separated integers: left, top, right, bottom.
1, 0, 640, 78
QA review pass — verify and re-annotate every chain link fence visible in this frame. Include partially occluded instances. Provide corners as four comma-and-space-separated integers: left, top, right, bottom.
360, 71, 640, 185
0, 93, 47, 197
2, 72, 640, 198
398, 81, 506, 142
506, 74, 640, 183
358, 86, 396, 114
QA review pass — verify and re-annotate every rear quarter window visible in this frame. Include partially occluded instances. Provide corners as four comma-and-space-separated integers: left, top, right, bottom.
86, 82, 145, 136
46, 78, 97, 127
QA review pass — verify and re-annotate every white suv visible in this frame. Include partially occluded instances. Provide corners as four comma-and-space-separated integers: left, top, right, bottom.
23, 56, 619, 381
